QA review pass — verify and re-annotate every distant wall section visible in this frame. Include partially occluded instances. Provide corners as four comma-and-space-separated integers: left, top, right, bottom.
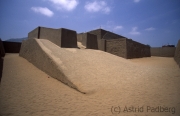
126, 39, 151, 59
151, 47, 176, 57
174, 40, 180, 67
0, 39, 5, 57
2, 41, 21, 53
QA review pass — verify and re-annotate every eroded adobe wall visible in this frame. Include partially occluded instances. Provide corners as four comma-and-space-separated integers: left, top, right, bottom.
88, 29, 106, 40
126, 39, 150, 59
86, 33, 98, 49
39, 27, 61, 47
28, 27, 77, 48
88, 29, 126, 40
97, 39, 106, 51
28, 27, 40, 39
77, 33, 84, 42
105, 38, 127, 58
60, 28, 77, 48
151, 47, 176, 57
2, 41, 21, 53
174, 40, 180, 67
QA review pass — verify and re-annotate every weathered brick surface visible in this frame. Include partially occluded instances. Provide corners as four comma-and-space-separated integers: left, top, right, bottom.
174, 40, 180, 67
106, 39, 126, 58
88, 29, 125, 40
126, 39, 150, 59
86, 33, 98, 49
28, 27, 39, 39
105, 39, 150, 59
77, 33, 84, 42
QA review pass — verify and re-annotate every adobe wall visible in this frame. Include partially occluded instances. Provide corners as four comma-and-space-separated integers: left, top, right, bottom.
88, 29, 106, 40
28, 27, 77, 48
0, 39, 5, 57
86, 33, 98, 49
77, 33, 98, 49
174, 40, 180, 67
88, 29, 125, 40
105, 38, 127, 58
126, 39, 151, 59
2, 41, 21, 53
39, 27, 61, 47
151, 47, 176, 57
60, 28, 78, 48
28, 27, 40, 39
97, 39, 106, 51
77, 33, 84, 42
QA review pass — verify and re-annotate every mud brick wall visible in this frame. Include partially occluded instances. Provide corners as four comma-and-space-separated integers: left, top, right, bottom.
174, 40, 180, 67
105, 38, 127, 58
151, 47, 176, 57
86, 33, 98, 49
88, 29, 126, 40
77, 33, 84, 42
28, 27, 40, 39
0, 39, 5, 57
38, 27, 61, 46
60, 28, 77, 48
88, 29, 107, 40
28, 27, 77, 48
126, 39, 150, 59
97, 39, 106, 51
2, 41, 21, 53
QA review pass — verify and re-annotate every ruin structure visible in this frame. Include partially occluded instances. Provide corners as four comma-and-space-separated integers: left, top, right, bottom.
28, 26, 77, 48
77, 29, 151, 59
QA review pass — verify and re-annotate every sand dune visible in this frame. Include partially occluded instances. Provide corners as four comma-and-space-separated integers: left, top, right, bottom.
0, 53, 180, 116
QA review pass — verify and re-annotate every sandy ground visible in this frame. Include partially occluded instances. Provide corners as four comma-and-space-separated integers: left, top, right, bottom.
0, 54, 180, 116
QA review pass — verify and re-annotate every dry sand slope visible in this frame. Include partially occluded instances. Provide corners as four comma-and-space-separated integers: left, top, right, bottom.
0, 53, 180, 116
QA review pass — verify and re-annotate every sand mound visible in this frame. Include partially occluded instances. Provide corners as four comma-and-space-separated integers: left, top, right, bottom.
19, 38, 179, 94
20, 38, 134, 93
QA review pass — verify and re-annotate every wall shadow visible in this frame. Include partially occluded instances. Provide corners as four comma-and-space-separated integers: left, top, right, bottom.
0, 57, 4, 84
